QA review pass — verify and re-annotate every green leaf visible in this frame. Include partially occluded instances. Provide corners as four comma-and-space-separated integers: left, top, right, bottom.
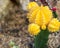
34, 29, 50, 48
53, 11, 58, 18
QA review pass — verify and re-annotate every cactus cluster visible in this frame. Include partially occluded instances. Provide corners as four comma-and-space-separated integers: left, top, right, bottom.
27, 2, 60, 35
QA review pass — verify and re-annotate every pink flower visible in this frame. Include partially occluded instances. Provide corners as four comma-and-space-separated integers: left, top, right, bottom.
51, 7, 56, 11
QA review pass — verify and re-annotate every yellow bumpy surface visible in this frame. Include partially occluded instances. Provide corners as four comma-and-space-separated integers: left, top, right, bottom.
28, 7, 40, 23
35, 6, 53, 30
27, 2, 39, 10
48, 18, 60, 32
28, 23, 40, 35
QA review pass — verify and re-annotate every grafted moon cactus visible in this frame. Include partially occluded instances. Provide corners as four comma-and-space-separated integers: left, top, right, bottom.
27, 2, 60, 48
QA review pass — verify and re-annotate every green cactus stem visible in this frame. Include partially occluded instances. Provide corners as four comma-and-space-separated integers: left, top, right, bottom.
34, 29, 50, 48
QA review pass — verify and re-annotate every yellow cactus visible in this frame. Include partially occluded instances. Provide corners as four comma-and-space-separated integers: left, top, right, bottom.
35, 6, 53, 30
28, 7, 40, 23
27, 2, 39, 10
48, 18, 60, 32
59, 22, 60, 27
27, 5, 53, 30
40, 6, 53, 24
28, 23, 40, 35
27, 6, 40, 19
41, 25, 46, 30
27, 2, 60, 33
